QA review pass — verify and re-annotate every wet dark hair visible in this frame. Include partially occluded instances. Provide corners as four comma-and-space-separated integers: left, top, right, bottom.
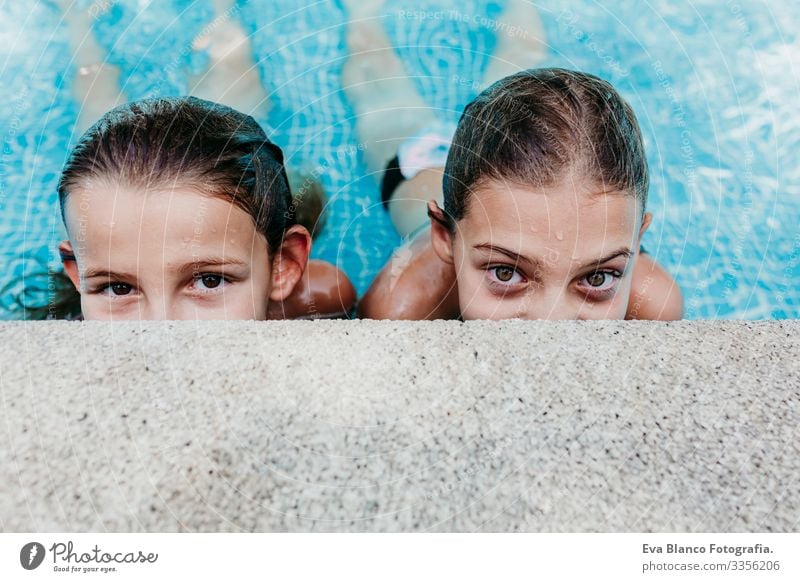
59, 96, 297, 251
442, 68, 648, 228
19, 96, 317, 320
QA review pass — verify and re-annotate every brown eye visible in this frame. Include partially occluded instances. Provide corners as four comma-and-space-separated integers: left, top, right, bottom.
494, 266, 515, 282
110, 283, 132, 295
201, 274, 222, 289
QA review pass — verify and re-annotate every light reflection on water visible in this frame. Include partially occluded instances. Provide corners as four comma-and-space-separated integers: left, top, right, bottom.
0, 0, 797, 319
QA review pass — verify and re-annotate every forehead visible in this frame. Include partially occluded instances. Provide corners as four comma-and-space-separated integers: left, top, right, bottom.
64, 183, 264, 260
459, 179, 640, 260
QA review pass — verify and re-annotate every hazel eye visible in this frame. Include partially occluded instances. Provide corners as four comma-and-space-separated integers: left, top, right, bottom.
587, 272, 607, 287
495, 266, 515, 282
487, 265, 524, 286
580, 270, 620, 293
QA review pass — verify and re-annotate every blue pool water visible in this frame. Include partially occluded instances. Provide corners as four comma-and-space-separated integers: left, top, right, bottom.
0, 0, 798, 319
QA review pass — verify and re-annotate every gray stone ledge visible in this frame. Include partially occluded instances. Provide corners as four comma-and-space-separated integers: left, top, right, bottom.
1, 320, 798, 532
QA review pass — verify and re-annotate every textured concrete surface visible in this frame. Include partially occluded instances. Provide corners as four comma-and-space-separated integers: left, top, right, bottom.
1, 320, 798, 532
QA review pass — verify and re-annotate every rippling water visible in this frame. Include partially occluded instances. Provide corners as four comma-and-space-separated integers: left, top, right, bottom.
0, 0, 797, 318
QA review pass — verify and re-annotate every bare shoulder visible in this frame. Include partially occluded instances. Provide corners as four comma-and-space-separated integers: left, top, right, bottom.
269, 260, 356, 319
626, 253, 684, 321
358, 229, 459, 320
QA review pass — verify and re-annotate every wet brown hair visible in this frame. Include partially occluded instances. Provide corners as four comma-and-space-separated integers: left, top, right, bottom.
58, 96, 296, 251
442, 68, 648, 227
25, 96, 312, 320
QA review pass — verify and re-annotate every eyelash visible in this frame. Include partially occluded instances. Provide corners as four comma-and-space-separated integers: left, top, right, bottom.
95, 282, 136, 298
485, 265, 528, 292
484, 264, 624, 299
91, 273, 233, 298
189, 273, 230, 294
578, 270, 623, 299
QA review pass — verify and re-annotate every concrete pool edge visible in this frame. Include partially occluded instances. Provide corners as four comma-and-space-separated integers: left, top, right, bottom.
1, 320, 798, 532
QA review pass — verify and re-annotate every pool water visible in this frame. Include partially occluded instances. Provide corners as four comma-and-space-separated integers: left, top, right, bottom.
0, 0, 798, 319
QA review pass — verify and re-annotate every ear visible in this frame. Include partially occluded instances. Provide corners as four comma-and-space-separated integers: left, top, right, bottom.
637, 212, 653, 249
268, 225, 312, 302
428, 200, 455, 265
58, 240, 81, 291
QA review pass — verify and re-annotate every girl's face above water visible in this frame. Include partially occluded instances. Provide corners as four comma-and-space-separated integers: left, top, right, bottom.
433, 178, 650, 320
61, 184, 275, 320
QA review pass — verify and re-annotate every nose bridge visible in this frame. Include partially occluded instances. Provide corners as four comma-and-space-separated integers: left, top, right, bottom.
139, 291, 171, 320
521, 285, 580, 320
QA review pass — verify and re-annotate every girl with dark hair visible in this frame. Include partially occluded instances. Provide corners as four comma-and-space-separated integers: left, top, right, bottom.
55, 96, 354, 320
341, 2, 682, 321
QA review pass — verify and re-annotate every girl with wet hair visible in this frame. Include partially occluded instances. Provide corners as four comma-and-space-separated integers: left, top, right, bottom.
55, 96, 354, 320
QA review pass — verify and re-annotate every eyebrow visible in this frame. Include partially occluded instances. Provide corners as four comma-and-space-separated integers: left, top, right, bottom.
578, 248, 632, 270
83, 258, 250, 280
177, 257, 250, 273
473, 244, 546, 272
473, 243, 632, 272
83, 268, 138, 280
